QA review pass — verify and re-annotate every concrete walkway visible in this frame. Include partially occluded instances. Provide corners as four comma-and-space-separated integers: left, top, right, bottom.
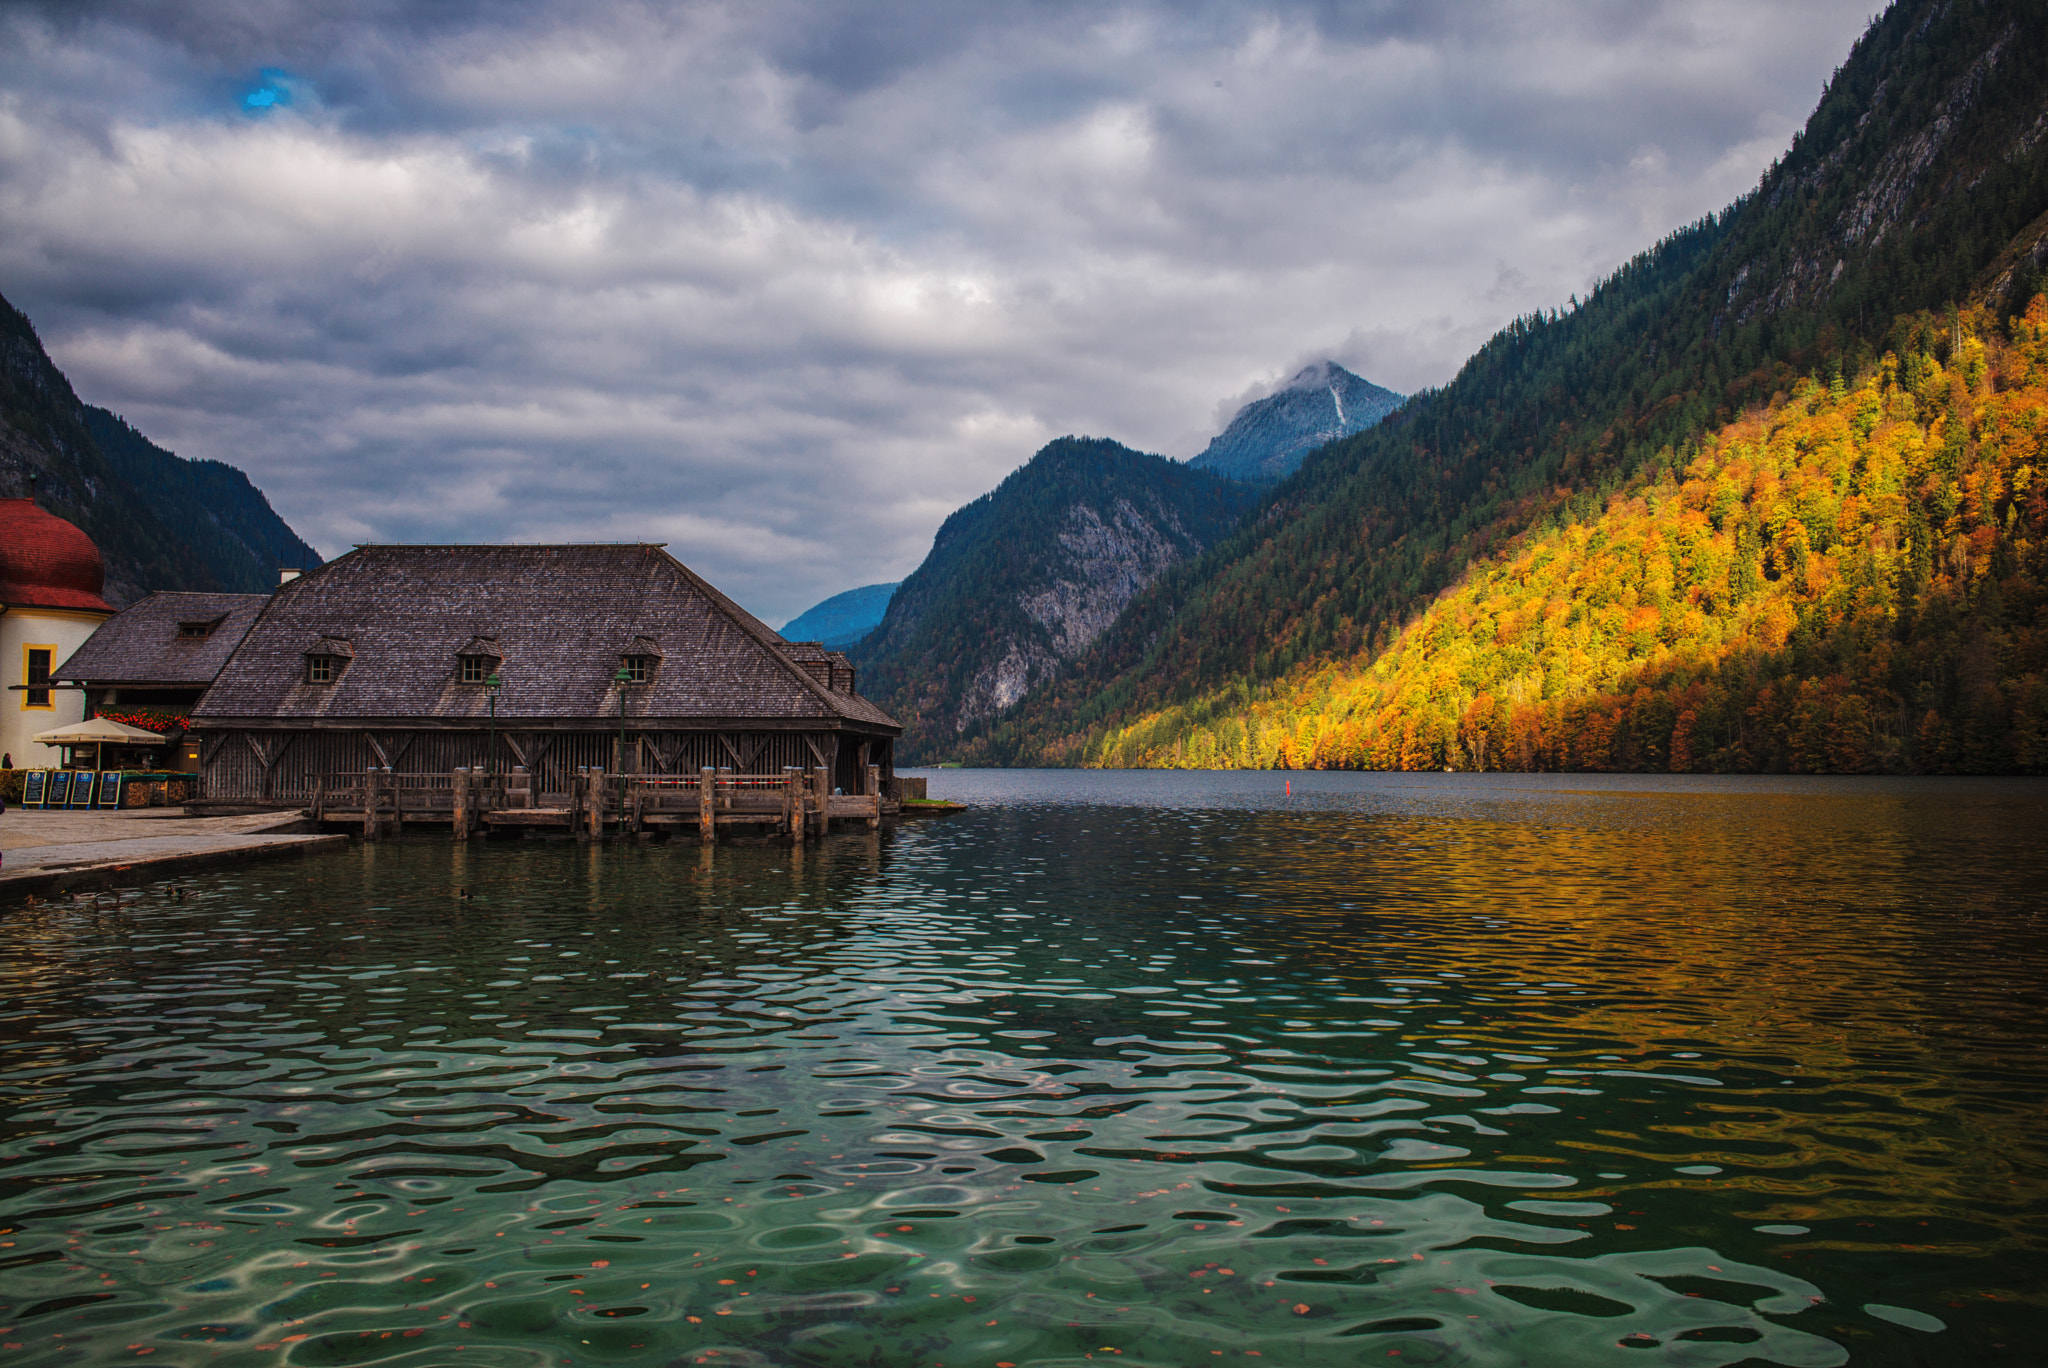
0, 807, 349, 900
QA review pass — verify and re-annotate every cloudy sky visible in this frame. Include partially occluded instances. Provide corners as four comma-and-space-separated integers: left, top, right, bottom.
0, 0, 1872, 624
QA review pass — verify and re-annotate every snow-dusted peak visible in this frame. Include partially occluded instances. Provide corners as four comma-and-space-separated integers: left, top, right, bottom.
1189, 362, 1403, 484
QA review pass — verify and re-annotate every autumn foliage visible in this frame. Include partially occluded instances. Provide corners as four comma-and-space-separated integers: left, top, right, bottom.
1088, 300, 2048, 774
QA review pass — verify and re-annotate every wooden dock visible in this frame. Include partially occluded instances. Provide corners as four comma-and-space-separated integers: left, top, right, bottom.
308, 764, 896, 842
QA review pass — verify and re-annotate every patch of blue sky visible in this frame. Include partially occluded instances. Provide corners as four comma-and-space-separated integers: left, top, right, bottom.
241, 71, 293, 113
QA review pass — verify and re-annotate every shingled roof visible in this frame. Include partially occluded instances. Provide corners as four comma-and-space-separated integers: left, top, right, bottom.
54, 591, 270, 686
192, 544, 900, 731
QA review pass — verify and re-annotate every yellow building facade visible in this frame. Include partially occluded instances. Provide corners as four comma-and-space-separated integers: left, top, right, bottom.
0, 498, 115, 769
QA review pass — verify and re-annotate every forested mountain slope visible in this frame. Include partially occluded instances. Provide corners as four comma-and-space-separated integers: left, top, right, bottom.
1096, 302, 2048, 772
0, 292, 318, 602
969, 0, 2048, 772
852, 437, 1257, 758
83, 408, 319, 594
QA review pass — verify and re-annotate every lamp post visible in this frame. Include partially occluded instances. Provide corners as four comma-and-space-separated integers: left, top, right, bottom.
486, 672, 502, 781
614, 666, 634, 834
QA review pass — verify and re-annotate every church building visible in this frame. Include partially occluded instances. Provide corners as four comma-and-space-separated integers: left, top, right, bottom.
0, 497, 116, 769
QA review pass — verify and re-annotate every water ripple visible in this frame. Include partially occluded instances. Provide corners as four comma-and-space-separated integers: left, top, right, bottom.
2, 773, 2043, 1363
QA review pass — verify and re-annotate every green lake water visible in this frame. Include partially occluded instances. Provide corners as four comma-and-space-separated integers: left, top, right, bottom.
1, 770, 2044, 1366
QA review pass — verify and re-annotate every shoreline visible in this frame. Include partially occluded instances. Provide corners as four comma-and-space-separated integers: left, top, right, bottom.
1, 808, 350, 903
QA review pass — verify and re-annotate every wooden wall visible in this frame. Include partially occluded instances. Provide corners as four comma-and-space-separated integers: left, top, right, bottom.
196, 727, 881, 802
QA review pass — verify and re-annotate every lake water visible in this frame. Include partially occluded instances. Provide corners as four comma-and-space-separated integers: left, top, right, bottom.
1, 770, 2044, 1366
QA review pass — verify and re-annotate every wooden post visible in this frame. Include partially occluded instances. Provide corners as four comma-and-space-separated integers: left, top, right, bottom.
699, 765, 716, 845
866, 762, 881, 828
783, 766, 801, 842
362, 768, 378, 840
810, 765, 829, 836
311, 776, 326, 824
587, 767, 606, 841
452, 767, 469, 840
718, 766, 732, 813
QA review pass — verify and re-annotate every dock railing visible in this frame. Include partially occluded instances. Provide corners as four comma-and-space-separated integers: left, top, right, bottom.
309, 763, 889, 842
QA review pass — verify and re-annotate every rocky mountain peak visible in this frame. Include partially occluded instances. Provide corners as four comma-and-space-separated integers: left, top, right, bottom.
1189, 361, 1403, 484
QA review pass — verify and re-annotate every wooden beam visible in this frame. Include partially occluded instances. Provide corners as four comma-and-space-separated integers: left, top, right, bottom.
200, 732, 233, 767
810, 765, 829, 836
384, 731, 418, 770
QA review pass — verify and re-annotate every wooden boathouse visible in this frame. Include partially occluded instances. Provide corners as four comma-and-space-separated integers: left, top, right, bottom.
189, 543, 903, 838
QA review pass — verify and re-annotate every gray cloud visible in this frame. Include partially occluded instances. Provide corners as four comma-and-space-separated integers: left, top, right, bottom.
0, 0, 1870, 622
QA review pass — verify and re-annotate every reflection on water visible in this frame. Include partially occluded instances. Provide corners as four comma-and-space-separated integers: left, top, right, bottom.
0, 771, 2043, 1366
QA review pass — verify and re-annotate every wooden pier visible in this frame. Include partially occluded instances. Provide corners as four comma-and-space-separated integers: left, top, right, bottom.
309, 763, 896, 842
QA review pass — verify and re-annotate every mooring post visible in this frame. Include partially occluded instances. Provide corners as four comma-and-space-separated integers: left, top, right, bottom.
361, 768, 377, 840
586, 767, 606, 841
451, 766, 469, 840
782, 766, 801, 842
866, 762, 881, 828
699, 765, 716, 845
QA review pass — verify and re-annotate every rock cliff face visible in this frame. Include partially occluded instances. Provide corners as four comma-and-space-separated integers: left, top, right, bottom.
1715, 6, 2048, 335
1019, 499, 1189, 657
852, 437, 1257, 758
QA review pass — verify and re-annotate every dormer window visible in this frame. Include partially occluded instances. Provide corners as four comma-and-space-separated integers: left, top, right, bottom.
177, 616, 224, 639
456, 635, 504, 685
618, 635, 662, 685
302, 635, 354, 685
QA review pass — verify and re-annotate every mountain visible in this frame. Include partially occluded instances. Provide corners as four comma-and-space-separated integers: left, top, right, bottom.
82, 408, 320, 596
1095, 305, 2048, 772
966, 0, 2048, 774
851, 437, 1258, 759
780, 581, 900, 649
0, 291, 319, 603
1189, 361, 1404, 483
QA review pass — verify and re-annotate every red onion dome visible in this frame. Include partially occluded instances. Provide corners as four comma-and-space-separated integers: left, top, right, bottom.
0, 497, 113, 612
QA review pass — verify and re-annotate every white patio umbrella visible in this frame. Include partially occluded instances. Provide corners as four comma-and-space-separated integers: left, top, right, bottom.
32, 717, 164, 771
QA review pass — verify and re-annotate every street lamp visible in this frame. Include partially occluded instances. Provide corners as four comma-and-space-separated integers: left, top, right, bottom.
614, 666, 634, 834
486, 672, 502, 780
